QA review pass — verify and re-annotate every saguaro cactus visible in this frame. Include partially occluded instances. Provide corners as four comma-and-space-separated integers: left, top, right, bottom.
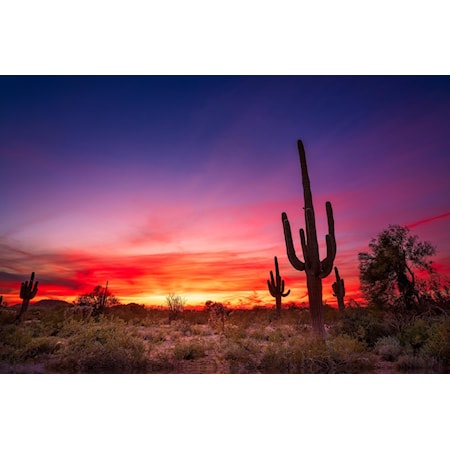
332, 267, 346, 312
282, 140, 336, 337
267, 256, 291, 317
16, 272, 39, 322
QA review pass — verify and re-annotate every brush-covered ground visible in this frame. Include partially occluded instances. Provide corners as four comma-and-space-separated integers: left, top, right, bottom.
1, 302, 449, 374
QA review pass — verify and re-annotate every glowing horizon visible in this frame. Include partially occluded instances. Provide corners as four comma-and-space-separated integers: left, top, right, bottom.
1, 76, 449, 309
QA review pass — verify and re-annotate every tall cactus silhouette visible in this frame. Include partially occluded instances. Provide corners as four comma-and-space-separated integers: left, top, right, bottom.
267, 256, 291, 317
16, 272, 39, 323
282, 140, 336, 337
332, 267, 345, 312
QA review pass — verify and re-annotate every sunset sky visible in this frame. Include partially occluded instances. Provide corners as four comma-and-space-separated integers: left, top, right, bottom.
1, 76, 449, 308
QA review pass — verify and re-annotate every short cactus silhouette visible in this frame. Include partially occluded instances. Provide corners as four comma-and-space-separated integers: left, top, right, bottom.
16, 272, 39, 323
267, 256, 290, 317
332, 266, 345, 311
282, 140, 336, 337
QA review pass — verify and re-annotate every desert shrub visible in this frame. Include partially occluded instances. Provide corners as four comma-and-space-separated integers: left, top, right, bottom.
267, 328, 286, 344
166, 293, 186, 322
175, 320, 196, 336
136, 327, 166, 343
172, 340, 207, 360
332, 307, 390, 346
323, 304, 341, 322
49, 317, 147, 373
18, 336, 62, 360
247, 326, 268, 341
258, 335, 374, 374
228, 310, 253, 330
420, 317, 450, 365
374, 336, 404, 361
0, 323, 34, 363
398, 318, 430, 353
0, 310, 18, 325
259, 342, 305, 373
395, 354, 437, 372
190, 324, 214, 336
223, 338, 260, 373
326, 335, 373, 370
267, 325, 297, 343
224, 324, 248, 341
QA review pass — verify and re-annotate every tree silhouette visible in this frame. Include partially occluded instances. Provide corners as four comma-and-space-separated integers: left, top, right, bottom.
358, 225, 435, 310
75, 282, 119, 316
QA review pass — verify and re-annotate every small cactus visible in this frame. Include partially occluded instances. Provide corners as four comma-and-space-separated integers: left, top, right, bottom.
332, 267, 345, 311
267, 256, 291, 317
16, 272, 39, 323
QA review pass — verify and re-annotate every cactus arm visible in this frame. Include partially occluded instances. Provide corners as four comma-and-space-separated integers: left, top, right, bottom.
281, 288, 291, 297
319, 234, 336, 278
20, 272, 38, 301
299, 228, 310, 270
282, 212, 306, 271
267, 279, 277, 297
267, 270, 279, 297
319, 202, 337, 278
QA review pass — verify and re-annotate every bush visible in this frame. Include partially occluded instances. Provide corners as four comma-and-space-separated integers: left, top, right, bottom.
49, 317, 148, 373
223, 338, 260, 373
18, 336, 62, 360
395, 354, 437, 372
172, 340, 207, 360
421, 318, 450, 365
258, 341, 305, 373
374, 336, 404, 362
332, 307, 390, 346
399, 319, 430, 353
258, 335, 374, 374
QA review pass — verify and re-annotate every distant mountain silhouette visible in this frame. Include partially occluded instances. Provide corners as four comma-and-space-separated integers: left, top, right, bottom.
30, 299, 71, 308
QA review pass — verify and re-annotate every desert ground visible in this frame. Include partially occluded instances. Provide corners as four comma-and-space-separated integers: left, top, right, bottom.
1, 301, 448, 374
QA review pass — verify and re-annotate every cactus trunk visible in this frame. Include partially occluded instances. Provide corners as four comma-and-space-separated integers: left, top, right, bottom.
282, 140, 336, 338
307, 274, 325, 336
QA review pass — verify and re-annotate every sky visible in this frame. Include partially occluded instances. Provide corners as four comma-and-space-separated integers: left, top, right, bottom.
1, 75, 449, 308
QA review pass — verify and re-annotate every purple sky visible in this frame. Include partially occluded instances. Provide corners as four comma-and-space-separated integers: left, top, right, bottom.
1, 76, 449, 306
